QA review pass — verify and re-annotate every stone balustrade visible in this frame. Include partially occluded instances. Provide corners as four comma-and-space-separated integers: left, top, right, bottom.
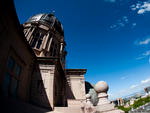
82, 81, 125, 113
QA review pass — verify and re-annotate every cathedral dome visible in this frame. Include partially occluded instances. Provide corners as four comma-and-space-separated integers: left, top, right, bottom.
27, 13, 64, 36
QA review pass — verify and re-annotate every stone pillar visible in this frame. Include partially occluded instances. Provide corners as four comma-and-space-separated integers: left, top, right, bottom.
47, 37, 53, 51
25, 27, 31, 37
60, 42, 63, 54
42, 33, 49, 49
94, 81, 124, 113
117, 99, 120, 106
26, 27, 35, 42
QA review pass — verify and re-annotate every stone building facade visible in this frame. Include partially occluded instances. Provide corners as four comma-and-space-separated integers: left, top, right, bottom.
66, 69, 86, 100
23, 13, 68, 109
0, 0, 87, 112
0, 0, 35, 102
66, 69, 87, 107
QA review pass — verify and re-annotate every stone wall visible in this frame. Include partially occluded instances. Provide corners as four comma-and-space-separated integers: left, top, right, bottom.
0, 0, 35, 101
30, 58, 67, 110
66, 69, 86, 100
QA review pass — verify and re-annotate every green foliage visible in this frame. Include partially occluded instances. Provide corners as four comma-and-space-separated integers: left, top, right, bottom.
117, 106, 131, 113
117, 96, 150, 113
132, 96, 150, 109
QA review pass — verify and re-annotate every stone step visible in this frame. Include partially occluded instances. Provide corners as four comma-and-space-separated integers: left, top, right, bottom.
67, 99, 83, 107
54, 107, 83, 113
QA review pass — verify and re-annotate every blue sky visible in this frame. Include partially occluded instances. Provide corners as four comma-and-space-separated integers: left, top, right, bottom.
14, 0, 150, 99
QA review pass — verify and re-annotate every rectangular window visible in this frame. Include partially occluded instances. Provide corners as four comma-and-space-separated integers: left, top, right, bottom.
10, 77, 18, 98
31, 37, 38, 48
7, 57, 15, 71
2, 55, 22, 98
14, 64, 21, 76
36, 40, 42, 49
2, 73, 11, 96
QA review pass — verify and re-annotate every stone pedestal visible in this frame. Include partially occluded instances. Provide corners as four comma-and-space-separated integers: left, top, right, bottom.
94, 81, 124, 113
82, 94, 96, 113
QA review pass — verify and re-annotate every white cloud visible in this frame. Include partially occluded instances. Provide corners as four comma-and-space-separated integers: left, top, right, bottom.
122, 16, 128, 23
130, 84, 138, 89
105, 0, 116, 3
141, 78, 150, 84
138, 9, 145, 14
111, 77, 150, 100
110, 24, 117, 29
135, 38, 150, 63
121, 76, 127, 80
136, 50, 150, 62
132, 23, 137, 27
108, 93, 113, 97
139, 38, 150, 45
131, 1, 150, 14
110, 16, 129, 30
136, 56, 146, 60
142, 50, 150, 56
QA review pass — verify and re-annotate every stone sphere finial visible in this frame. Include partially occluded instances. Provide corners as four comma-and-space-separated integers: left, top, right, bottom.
85, 94, 91, 99
94, 81, 109, 93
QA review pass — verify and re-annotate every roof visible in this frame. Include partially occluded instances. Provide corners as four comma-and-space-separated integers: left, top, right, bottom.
26, 13, 64, 36
66, 69, 87, 75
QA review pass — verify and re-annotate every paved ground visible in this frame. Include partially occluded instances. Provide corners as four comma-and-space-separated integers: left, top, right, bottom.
0, 97, 54, 113
0, 97, 83, 113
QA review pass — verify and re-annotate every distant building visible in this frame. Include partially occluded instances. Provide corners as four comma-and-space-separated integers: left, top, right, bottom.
117, 98, 124, 106
144, 86, 150, 95
23, 13, 68, 109
112, 98, 124, 106
129, 98, 135, 105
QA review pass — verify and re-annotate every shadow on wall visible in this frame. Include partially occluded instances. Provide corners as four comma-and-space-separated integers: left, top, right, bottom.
30, 63, 52, 110
66, 80, 76, 100
85, 81, 94, 94
0, 0, 51, 113
53, 60, 67, 107
85, 81, 98, 106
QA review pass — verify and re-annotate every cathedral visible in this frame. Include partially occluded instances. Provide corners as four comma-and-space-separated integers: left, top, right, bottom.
0, 0, 87, 112
22, 13, 87, 109
0, 1, 126, 113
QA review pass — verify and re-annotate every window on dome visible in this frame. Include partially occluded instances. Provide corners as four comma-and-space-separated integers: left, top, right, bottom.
30, 31, 44, 49
50, 41, 56, 57
41, 15, 55, 26
36, 33, 44, 49
31, 37, 38, 48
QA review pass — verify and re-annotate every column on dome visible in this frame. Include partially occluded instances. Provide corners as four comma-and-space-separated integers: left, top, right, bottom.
24, 27, 31, 37
25, 27, 32, 38
26, 27, 35, 42
60, 43, 64, 54
47, 36, 53, 52
42, 32, 49, 49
